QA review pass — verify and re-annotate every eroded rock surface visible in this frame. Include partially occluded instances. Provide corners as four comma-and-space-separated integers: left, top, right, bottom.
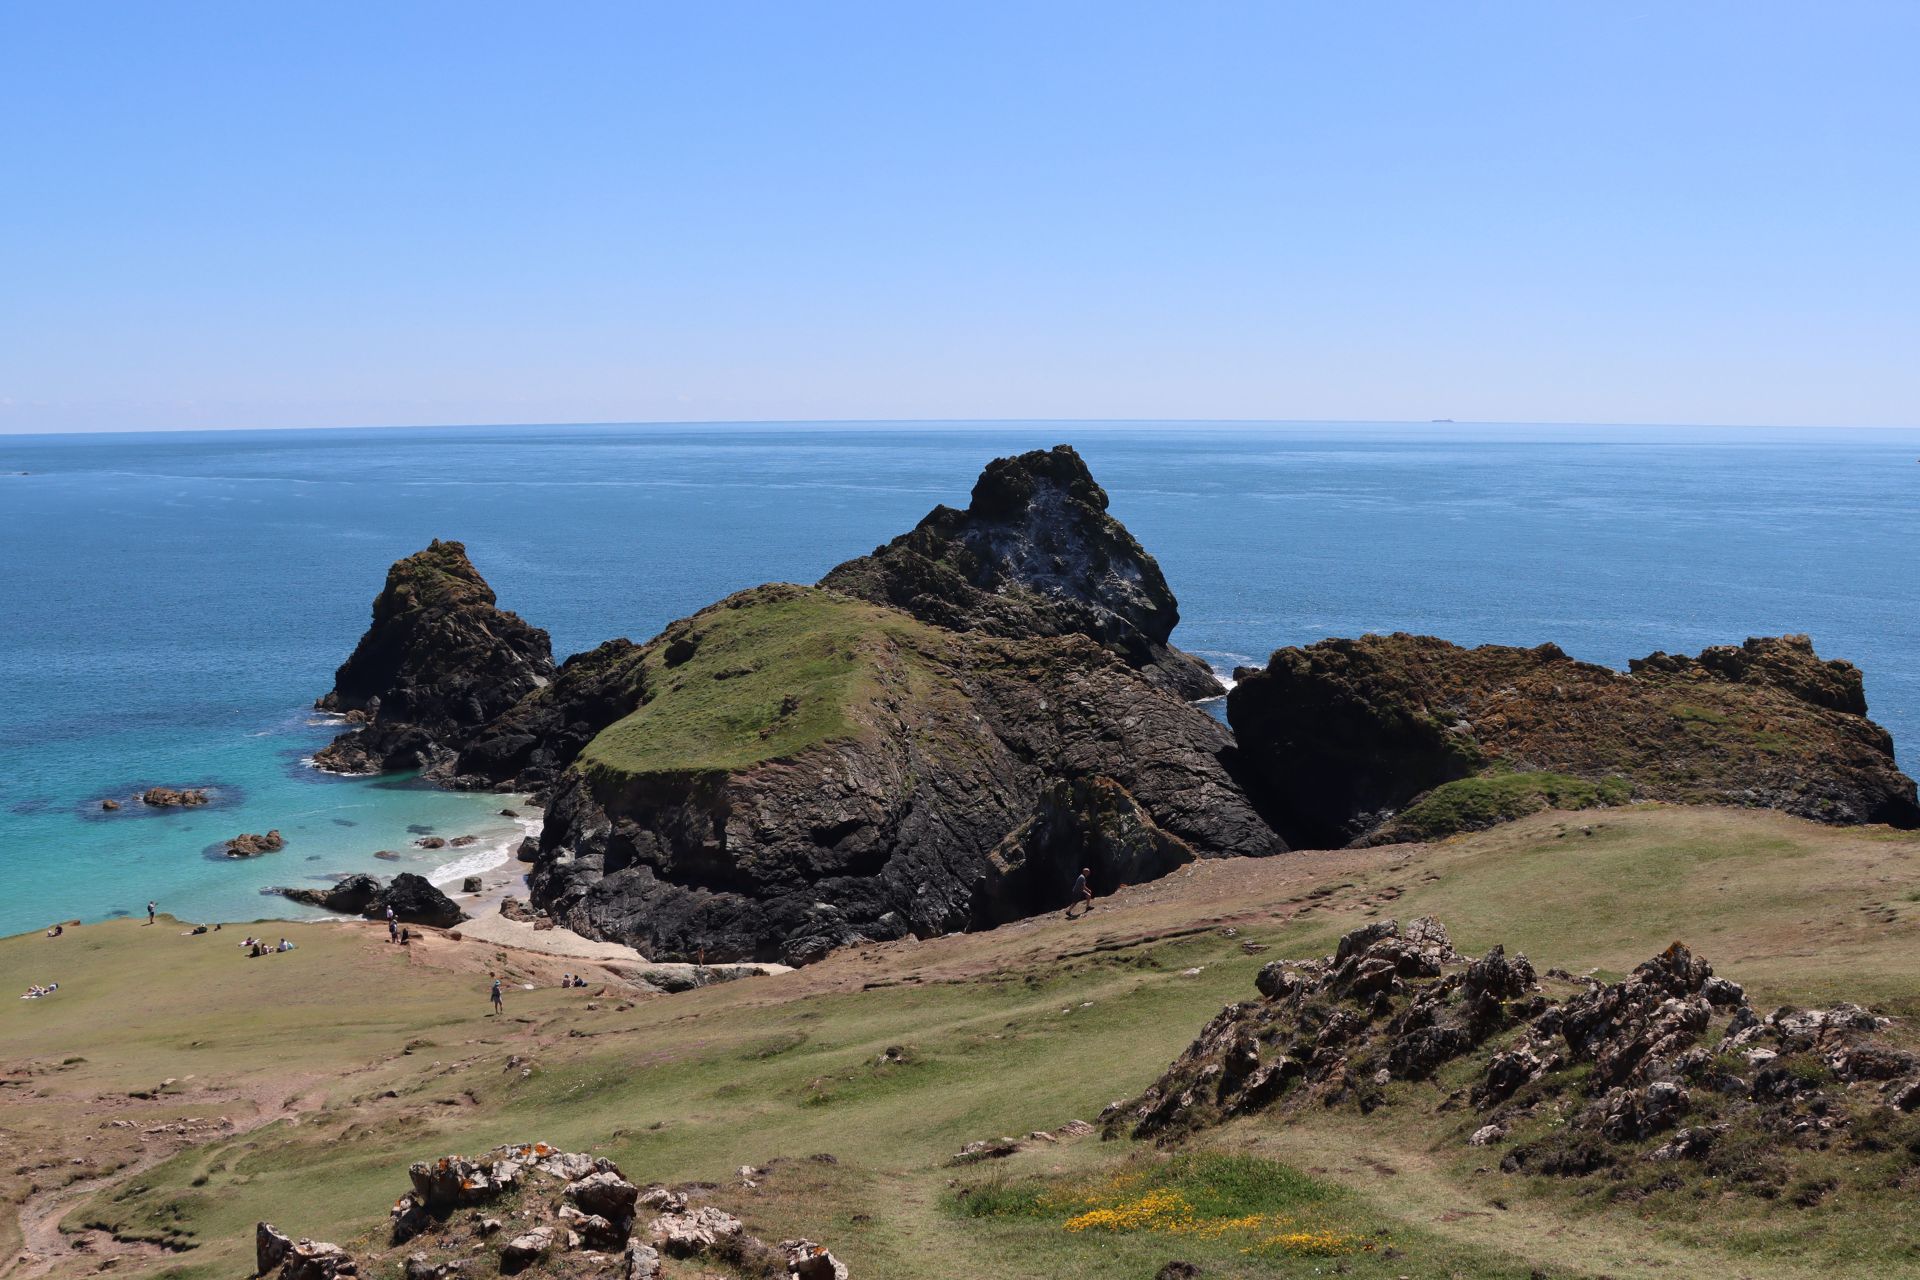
529, 589, 1276, 964
1107, 920, 1920, 1197
1228, 632, 1920, 847
821, 444, 1222, 699
264, 1144, 846, 1280
315, 540, 555, 774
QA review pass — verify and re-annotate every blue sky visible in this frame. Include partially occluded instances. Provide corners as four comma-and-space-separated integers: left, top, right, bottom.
2, 3, 1916, 432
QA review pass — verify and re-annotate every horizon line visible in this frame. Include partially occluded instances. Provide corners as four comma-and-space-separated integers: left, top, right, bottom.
5, 415, 1920, 442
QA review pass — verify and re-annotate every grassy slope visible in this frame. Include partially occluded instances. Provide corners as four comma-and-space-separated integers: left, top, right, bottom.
577, 587, 945, 779
4, 805, 1917, 1280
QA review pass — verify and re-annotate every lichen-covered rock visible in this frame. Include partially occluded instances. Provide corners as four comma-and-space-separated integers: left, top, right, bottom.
257, 1221, 293, 1274
315, 540, 555, 775
564, 1170, 639, 1222
1228, 632, 1919, 848
822, 444, 1221, 699
407, 1154, 521, 1212
783, 1239, 850, 1280
281, 1239, 357, 1280
645, 1206, 743, 1256
622, 1240, 662, 1280
498, 1225, 556, 1274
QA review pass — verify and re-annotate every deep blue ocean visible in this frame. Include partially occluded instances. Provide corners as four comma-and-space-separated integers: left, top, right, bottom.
2, 423, 1914, 937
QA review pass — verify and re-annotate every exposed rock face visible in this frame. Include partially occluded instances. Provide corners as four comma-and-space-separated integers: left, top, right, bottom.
371, 873, 466, 928
452, 639, 649, 793
1228, 632, 1920, 847
226, 830, 285, 857
1107, 920, 1920, 1197
315, 540, 556, 774
970, 775, 1196, 930
281, 873, 384, 915
530, 587, 1277, 965
821, 445, 1222, 700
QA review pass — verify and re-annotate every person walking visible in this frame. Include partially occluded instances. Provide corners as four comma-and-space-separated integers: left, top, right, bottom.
489, 976, 504, 1015
146, 900, 156, 925
387, 905, 398, 943
1066, 868, 1094, 919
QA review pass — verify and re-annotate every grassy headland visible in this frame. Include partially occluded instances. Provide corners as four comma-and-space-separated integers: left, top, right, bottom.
4, 805, 1918, 1279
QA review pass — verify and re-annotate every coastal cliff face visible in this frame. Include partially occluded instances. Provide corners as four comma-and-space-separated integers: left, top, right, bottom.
315, 540, 556, 774
820, 445, 1223, 700
1228, 632, 1920, 847
528, 585, 1273, 964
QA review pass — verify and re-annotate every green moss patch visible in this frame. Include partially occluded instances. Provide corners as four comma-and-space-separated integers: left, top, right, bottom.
1384, 771, 1633, 842
579, 585, 946, 778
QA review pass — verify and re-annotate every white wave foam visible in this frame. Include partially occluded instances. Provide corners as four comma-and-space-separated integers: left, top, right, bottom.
428, 811, 542, 887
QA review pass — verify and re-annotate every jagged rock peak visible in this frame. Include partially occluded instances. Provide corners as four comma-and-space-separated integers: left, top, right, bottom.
1629, 633, 1868, 716
314, 540, 556, 774
820, 445, 1222, 700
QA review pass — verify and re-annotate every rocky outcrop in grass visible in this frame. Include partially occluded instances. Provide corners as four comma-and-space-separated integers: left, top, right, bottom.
278, 872, 464, 927
1108, 919, 1920, 1203
257, 1143, 846, 1280
315, 540, 555, 774
1227, 632, 1920, 847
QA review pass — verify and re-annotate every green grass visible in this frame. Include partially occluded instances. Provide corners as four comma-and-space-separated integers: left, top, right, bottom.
578, 585, 945, 778
1384, 770, 1633, 840
8, 806, 1920, 1279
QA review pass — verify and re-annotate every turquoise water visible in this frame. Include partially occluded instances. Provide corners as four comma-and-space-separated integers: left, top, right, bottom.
2, 422, 1915, 936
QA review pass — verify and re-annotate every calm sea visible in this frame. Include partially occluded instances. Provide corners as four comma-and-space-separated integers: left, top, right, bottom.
1, 423, 1914, 936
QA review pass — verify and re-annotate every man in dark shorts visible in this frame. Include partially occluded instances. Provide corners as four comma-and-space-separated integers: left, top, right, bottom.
146, 900, 156, 925
490, 977, 504, 1014
1066, 867, 1094, 919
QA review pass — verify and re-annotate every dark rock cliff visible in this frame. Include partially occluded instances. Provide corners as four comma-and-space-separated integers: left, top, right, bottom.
1228, 632, 1920, 847
821, 445, 1222, 700
315, 540, 556, 774
451, 638, 649, 794
527, 587, 1277, 965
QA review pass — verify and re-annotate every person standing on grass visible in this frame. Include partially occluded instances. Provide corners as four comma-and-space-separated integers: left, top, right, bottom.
490, 976, 503, 1015
1066, 867, 1094, 919
146, 900, 156, 925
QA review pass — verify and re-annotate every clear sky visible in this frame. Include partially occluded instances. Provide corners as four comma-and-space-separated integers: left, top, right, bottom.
3, 2, 1916, 433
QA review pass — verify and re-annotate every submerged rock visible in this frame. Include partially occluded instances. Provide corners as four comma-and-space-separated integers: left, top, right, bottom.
141, 786, 210, 808
226, 830, 285, 857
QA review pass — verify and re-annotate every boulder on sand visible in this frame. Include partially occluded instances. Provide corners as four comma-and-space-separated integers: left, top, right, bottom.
366, 874, 466, 928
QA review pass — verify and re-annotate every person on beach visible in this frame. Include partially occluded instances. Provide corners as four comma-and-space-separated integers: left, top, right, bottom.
1066, 867, 1094, 919
146, 901, 156, 925
489, 976, 504, 1015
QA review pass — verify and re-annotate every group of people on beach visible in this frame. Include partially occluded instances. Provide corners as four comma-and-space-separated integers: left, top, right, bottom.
19, 982, 59, 999
239, 935, 295, 957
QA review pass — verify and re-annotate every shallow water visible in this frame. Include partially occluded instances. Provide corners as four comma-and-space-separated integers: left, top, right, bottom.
2, 421, 1914, 935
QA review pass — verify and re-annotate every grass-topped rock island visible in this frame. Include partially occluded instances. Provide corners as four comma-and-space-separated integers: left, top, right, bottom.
7, 447, 1919, 1280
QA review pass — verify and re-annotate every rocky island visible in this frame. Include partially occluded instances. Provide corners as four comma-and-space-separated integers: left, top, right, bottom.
309, 446, 1918, 966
